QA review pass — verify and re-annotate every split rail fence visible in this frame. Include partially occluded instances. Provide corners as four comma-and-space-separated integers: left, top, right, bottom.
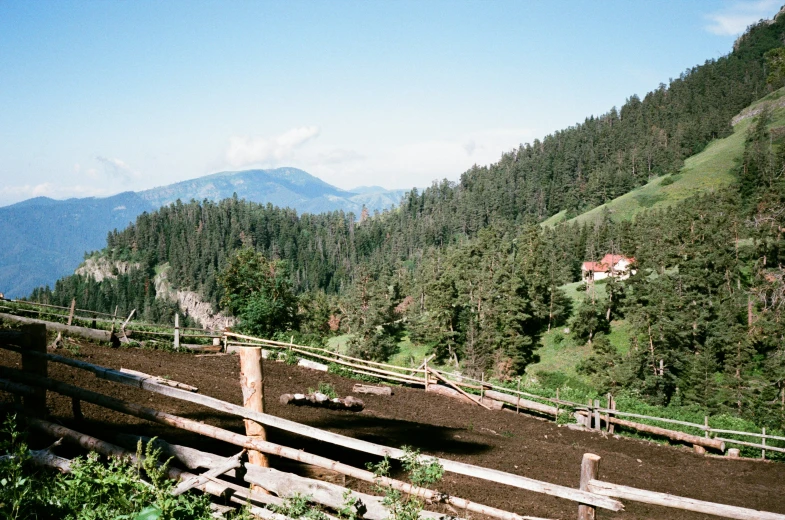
2, 325, 785, 519
224, 333, 785, 459
0, 297, 222, 349
0, 324, 785, 520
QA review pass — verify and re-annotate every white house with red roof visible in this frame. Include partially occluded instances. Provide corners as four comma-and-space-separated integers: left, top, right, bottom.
582, 254, 636, 282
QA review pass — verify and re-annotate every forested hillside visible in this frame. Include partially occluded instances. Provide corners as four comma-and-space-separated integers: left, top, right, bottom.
27, 14, 785, 427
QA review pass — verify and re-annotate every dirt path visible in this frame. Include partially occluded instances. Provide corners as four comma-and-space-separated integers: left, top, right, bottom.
2, 342, 784, 520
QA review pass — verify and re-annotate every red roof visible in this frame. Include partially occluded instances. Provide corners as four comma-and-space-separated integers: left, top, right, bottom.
582, 255, 635, 273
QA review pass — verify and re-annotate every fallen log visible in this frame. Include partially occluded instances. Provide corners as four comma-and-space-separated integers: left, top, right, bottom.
0, 357, 623, 511
23, 415, 288, 510
426, 384, 504, 410
298, 359, 329, 371
120, 368, 198, 392
352, 384, 392, 396
427, 369, 492, 410
244, 465, 451, 520
0, 443, 71, 474
172, 449, 244, 496
576, 411, 725, 451
0, 312, 118, 346
181, 344, 222, 353
588, 479, 785, 520
280, 393, 364, 411
0, 375, 581, 518
484, 390, 563, 416
113, 433, 239, 475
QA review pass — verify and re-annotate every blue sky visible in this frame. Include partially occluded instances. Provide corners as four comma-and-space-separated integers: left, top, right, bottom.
0, 0, 779, 205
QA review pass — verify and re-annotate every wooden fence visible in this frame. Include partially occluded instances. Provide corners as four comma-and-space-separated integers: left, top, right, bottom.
1, 325, 784, 520
0, 309, 780, 459
0, 298, 221, 349
224, 332, 785, 459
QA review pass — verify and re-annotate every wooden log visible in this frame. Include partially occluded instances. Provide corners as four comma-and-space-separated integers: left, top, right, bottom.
0, 360, 623, 512
24, 416, 288, 512
484, 390, 563, 416
113, 433, 239, 474
244, 465, 472, 520
24, 416, 234, 498
428, 369, 491, 409
0, 312, 118, 346
238, 347, 270, 477
426, 384, 504, 410
352, 384, 392, 396
298, 358, 329, 371
180, 344, 222, 353
0, 373, 619, 514
578, 453, 600, 520
588, 479, 785, 520
120, 368, 198, 392
576, 411, 725, 451
20, 324, 47, 416
171, 449, 244, 496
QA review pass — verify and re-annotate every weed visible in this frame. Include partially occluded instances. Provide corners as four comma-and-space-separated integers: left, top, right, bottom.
399, 446, 443, 487
307, 382, 338, 399
365, 447, 445, 520
270, 492, 328, 520
284, 349, 299, 365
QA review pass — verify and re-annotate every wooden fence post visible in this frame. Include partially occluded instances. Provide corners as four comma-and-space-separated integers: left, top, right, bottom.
705, 416, 709, 438
67, 299, 76, 327
578, 453, 601, 520
174, 313, 180, 350
762, 427, 766, 460
554, 388, 559, 421
21, 323, 47, 416
608, 394, 615, 434
593, 399, 601, 431
424, 357, 429, 391
516, 378, 521, 414
238, 346, 269, 493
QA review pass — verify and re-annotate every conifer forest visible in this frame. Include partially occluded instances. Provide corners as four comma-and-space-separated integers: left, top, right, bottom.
28, 14, 785, 432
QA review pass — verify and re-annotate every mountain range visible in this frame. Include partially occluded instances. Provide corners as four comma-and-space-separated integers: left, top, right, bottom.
0, 168, 408, 298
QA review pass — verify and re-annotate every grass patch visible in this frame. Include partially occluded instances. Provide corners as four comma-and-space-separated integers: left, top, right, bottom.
545, 92, 785, 228
389, 334, 431, 368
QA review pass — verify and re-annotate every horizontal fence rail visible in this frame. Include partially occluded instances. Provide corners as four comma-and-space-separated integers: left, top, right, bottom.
2, 326, 785, 520
224, 332, 785, 458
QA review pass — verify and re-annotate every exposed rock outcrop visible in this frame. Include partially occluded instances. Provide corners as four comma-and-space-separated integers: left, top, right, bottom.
75, 257, 139, 282
731, 96, 785, 126
153, 266, 235, 331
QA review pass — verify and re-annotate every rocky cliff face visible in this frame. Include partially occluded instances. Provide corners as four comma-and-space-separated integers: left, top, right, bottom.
153, 267, 235, 331
75, 257, 139, 282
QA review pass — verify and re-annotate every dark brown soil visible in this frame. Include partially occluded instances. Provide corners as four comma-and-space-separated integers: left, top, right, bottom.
2, 342, 784, 520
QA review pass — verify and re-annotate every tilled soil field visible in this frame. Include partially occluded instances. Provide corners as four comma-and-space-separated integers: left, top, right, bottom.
1, 342, 784, 520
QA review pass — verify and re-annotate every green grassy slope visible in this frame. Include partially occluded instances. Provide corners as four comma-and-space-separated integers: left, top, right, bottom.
543, 87, 785, 227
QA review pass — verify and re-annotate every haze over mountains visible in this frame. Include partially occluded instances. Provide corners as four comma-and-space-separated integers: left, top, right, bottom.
0, 168, 408, 298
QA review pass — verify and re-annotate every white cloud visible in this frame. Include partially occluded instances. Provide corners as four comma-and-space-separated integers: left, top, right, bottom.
704, 0, 779, 36
225, 126, 321, 168
294, 127, 535, 190
0, 183, 111, 205
95, 156, 140, 182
